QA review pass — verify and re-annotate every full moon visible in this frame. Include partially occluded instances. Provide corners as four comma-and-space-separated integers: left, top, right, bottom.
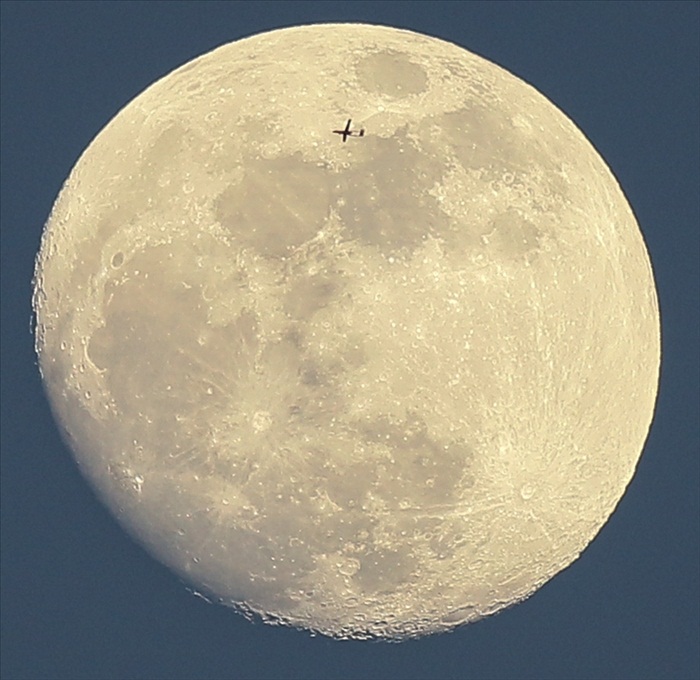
33, 24, 659, 640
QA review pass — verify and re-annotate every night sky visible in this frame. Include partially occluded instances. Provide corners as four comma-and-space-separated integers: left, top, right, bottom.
1, 3, 698, 680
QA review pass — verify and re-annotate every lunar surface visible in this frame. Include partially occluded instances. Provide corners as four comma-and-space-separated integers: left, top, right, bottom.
33, 24, 660, 640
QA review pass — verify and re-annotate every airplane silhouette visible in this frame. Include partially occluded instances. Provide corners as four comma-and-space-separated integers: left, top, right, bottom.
333, 119, 365, 142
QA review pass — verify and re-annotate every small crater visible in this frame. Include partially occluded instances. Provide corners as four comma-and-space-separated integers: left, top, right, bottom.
337, 557, 361, 577
520, 483, 535, 500
111, 252, 125, 268
252, 410, 272, 432
442, 604, 476, 625
108, 463, 144, 495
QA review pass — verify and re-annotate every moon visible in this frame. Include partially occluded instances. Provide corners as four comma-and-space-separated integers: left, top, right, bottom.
33, 23, 660, 640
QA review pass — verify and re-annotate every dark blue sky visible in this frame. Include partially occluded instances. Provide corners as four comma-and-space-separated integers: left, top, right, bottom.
1, 3, 698, 680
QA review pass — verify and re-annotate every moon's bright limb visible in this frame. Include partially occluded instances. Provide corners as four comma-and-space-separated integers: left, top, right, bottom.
33, 24, 660, 640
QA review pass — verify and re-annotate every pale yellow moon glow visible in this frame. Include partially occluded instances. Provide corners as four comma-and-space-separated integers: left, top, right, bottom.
33, 24, 660, 640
